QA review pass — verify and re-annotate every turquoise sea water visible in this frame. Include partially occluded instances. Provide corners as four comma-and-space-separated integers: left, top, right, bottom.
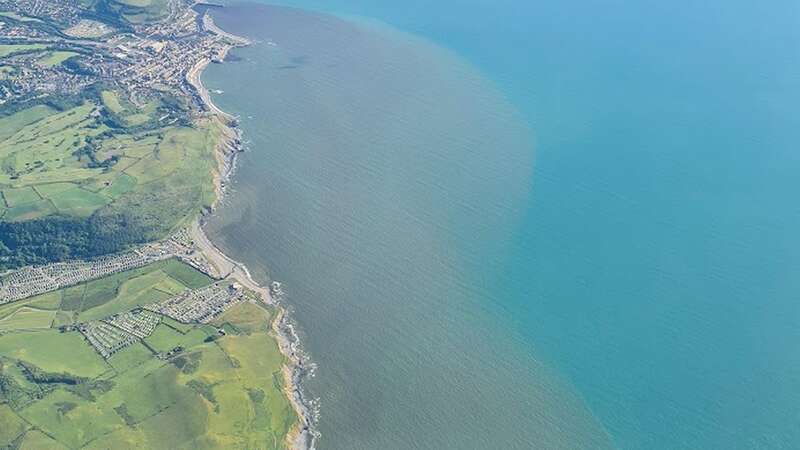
203, 1, 800, 448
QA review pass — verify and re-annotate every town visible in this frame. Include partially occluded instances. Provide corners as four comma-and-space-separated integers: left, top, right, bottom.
0, 0, 245, 113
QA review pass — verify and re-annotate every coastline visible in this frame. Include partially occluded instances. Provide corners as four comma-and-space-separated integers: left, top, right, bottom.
187, 7, 317, 450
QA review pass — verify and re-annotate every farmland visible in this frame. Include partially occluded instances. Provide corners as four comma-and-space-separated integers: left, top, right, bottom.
0, 1, 303, 448
0, 91, 221, 269
0, 0, 247, 270
0, 262, 297, 449
0, 98, 217, 223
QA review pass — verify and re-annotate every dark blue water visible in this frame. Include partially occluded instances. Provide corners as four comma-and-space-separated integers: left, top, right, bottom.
205, 1, 800, 448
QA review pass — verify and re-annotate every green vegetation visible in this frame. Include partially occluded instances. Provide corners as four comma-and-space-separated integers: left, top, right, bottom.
2, 186, 41, 207
100, 90, 125, 114
103, 0, 170, 24
0, 330, 108, 377
0, 307, 56, 331
0, 65, 16, 80
38, 51, 80, 67
18, 430, 68, 450
106, 342, 152, 372
0, 96, 221, 269
144, 323, 187, 352
0, 105, 55, 141
0, 262, 297, 449
0, 404, 28, 447
0, 1, 222, 271
0, 1, 294, 445
50, 258, 212, 323
0, 44, 46, 58
0, 11, 42, 22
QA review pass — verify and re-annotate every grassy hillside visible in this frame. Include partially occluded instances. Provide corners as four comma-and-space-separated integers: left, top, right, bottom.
0, 89, 221, 269
0, 262, 297, 449
104, 0, 170, 24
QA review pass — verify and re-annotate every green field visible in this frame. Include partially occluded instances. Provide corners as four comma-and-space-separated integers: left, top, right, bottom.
0, 262, 297, 449
108, 0, 170, 23
53, 258, 213, 323
100, 90, 125, 114
0, 65, 16, 80
37, 51, 79, 67
0, 330, 109, 377
0, 307, 56, 330
0, 44, 46, 58
0, 98, 219, 224
0, 11, 42, 22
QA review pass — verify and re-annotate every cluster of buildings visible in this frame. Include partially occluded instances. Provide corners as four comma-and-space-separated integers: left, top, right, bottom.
105, 308, 160, 339
0, 0, 245, 114
0, 0, 81, 27
0, 2, 261, 362
79, 283, 244, 359
79, 320, 138, 359
0, 229, 205, 304
147, 281, 244, 324
0, 52, 95, 104
0, 18, 49, 40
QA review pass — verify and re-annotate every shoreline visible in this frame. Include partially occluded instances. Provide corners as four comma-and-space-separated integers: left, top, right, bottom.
188, 7, 317, 450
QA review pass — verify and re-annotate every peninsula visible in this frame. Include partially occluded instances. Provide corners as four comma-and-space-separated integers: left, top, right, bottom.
0, 0, 313, 448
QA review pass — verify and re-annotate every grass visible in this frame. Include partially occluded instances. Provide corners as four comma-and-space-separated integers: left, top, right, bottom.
18, 430, 68, 450
0, 44, 45, 58
49, 259, 211, 324
0, 100, 219, 238
0, 284, 297, 449
161, 315, 196, 333
79, 271, 175, 321
0, 307, 56, 331
143, 323, 187, 352
47, 187, 111, 216
0, 11, 40, 22
213, 302, 272, 334
37, 51, 79, 67
101, 90, 125, 114
161, 259, 215, 289
3, 199, 56, 221
0, 105, 54, 141
33, 181, 78, 197
101, 172, 137, 198
0, 291, 62, 320
107, 342, 154, 372
0, 102, 107, 188
111, 0, 170, 23
19, 389, 125, 449
144, 324, 215, 353
0, 330, 108, 377
2, 186, 41, 207
0, 404, 28, 447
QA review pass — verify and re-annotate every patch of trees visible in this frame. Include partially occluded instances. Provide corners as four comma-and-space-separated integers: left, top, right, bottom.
79, 1, 134, 30
170, 351, 202, 375
0, 212, 151, 270
73, 133, 119, 170
0, 373, 30, 408
18, 361, 87, 386
62, 57, 95, 76
43, 92, 85, 112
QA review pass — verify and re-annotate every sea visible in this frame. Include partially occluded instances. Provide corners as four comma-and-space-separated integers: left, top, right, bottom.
201, 1, 800, 449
